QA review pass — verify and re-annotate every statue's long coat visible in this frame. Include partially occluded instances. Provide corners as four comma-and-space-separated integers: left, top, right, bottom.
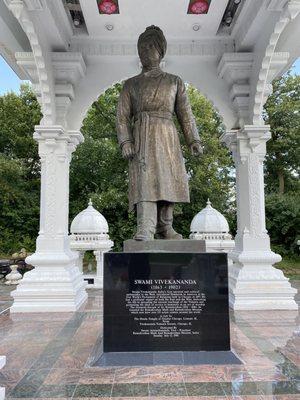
116, 68, 200, 211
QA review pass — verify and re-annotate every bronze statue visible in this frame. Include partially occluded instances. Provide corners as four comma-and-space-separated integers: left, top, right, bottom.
116, 26, 202, 241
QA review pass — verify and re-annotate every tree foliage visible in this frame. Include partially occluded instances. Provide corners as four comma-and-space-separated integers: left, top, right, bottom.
0, 85, 41, 254
266, 193, 300, 256
264, 73, 300, 194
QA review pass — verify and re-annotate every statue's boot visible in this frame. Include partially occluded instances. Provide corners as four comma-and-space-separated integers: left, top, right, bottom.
156, 201, 182, 240
134, 201, 157, 241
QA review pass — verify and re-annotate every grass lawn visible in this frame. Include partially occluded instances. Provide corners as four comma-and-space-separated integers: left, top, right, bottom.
276, 256, 300, 280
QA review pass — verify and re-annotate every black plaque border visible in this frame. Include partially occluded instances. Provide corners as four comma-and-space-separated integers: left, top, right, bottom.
103, 252, 230, 353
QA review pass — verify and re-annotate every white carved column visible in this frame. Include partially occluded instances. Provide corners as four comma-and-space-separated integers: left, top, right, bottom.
94, 250, 103, 289
10, 126, 88, 313
222, 125, 297, 310
94, 239, 113, 289
77, 251, 85, 273
0, 356, 5, 400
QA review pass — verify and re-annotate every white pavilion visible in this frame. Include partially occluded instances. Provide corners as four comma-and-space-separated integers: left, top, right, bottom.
1, 0, 299, 312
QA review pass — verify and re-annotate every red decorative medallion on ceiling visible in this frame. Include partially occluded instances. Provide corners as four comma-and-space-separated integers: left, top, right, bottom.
187, 0, 210, 15
97, 0, 119, 15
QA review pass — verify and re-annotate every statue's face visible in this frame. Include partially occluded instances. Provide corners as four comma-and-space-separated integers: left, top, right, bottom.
138, 40, 161, 68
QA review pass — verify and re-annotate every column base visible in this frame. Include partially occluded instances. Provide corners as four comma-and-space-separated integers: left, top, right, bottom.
229, 251, 298, 310
10, 252, 88, 313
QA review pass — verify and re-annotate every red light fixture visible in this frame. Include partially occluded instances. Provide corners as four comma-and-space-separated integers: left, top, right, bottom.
98, 0, 118, 15
188, 0, 209, 15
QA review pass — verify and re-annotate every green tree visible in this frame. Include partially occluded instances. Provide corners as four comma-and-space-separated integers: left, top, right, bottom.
264, 73, 300, 194
70, 83, 234, 250
69, 84, 138, 248
0, 84, 41, 254
265, 193, 300, 256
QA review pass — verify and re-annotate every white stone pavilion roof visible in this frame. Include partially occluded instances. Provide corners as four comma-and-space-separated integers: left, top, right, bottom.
2, 0, 300, 131
70, 200, 109, 234
190, 199, 229, 234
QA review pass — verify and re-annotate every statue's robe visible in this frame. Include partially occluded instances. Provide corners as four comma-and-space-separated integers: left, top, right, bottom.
116, 67, 200, 211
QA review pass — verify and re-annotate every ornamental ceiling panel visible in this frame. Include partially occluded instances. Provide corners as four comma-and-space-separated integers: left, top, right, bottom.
78, 0, 230, 40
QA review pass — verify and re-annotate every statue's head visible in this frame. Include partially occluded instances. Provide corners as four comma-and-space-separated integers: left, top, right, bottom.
138, 26, 167, 68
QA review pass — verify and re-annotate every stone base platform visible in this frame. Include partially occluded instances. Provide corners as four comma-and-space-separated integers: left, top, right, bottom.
123, 239, 206, 252
94, 351, 241, 367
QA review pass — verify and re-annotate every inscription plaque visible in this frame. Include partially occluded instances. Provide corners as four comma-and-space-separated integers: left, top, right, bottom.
104, 253, 230, 352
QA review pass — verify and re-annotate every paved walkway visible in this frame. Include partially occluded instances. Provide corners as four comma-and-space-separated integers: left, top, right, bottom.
0, 282, 299, 399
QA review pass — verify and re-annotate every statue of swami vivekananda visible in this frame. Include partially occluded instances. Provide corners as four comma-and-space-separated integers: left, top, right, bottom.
116, 26, 202, 241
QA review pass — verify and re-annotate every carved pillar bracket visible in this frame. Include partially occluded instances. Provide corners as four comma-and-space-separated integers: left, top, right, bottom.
5, 0, 56, 125
10, 125, 87, 313
221, 125, 297, 310
217, 53, 254, 128
252, 0, 300, 125
15, 52, 86, 129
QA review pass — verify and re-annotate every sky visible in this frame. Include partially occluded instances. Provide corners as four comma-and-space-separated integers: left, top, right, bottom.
0, 55, 300, 96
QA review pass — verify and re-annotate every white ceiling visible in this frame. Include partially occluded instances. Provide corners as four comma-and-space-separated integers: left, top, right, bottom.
79, 0, 229, 40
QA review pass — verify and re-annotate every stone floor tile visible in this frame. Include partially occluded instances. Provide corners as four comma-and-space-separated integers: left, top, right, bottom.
52, 355, 87, 370
186, 397, 227, 400
112, 398, 149, 400
148, 397, 189, 400
1, 351, 41, 371
111, 382, 149, 397
221, 381, 265, 397
7, 398, 70, 400
185, 382, 225, 397
0, 367, 27, 393
147, 366, 184, 383
110, 397, 149, 400
8, 382, 41, 398
260, 380, 300, 396
79, 367, 115, 384
226, 396, 276, 400
114, 367, 149, 383
43, 368, 83, 385
73, 384, 112, 398
35, 384, 76, 398
181, 365, 217, 382
68, 398, 111, 400
247, 367, 288, 382
149, 382, 187, 397
6, 368, 52, 398
213, 366, 254, 383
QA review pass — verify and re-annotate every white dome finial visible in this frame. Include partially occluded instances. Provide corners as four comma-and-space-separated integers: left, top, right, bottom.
88, 198, 93, 207
206, 198, 211, 207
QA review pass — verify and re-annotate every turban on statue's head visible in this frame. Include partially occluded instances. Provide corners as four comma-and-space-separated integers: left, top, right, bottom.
138, 26, 167, 59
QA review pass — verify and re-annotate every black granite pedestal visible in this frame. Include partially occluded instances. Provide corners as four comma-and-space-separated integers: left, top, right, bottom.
93, 252, 240, 366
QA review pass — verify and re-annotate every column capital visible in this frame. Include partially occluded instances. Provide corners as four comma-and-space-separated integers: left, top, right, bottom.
221, 124, 271, 162
34, 125, 83, 143
239, 125, 271, 149
33, 125, 84, 154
